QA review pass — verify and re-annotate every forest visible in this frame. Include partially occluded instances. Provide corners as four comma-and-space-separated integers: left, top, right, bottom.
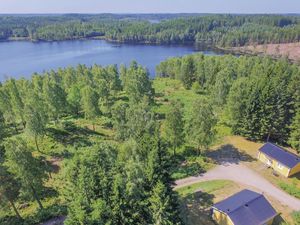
0, 53, 300, 224
0, 14, 300, 47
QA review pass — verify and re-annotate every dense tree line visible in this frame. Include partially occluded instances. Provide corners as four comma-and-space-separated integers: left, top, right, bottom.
156, 54, 300, 148
0, 62, 185, 224
0, 14, 299, 47
1, 54, 300, 223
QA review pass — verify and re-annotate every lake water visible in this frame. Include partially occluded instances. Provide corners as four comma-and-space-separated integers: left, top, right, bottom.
0, 40, 221, 81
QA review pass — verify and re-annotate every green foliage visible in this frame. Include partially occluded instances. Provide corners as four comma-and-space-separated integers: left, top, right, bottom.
0, 14, 299, 47
289, 109, 300, 153
149, 181, 181, 225
0, 165, 22, 219
180, 55, 196, 89
158, 54, 299, 144
123, 61, 154, 103
279, 181, 300, 199
66, 84, 81, 115
4, 137, 47, 209
186, 97, 217, 154
165, 100, 185, 155
4, 79, 25, 126
292, 211, 300, 225
64, 137, 181, 225
80, 86, 100, 130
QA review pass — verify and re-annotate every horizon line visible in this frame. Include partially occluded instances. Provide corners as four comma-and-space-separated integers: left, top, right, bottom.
0, 12, 299, 15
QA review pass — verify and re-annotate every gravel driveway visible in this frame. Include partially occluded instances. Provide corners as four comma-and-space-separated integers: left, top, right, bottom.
175, 162, 300, 210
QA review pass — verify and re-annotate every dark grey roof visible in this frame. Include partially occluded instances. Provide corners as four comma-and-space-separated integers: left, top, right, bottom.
213, 189, 277, 225
259, 142, 300, 168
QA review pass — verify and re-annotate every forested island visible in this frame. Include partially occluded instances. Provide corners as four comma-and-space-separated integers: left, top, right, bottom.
0, 53, 300, 224
1, 14, 299, 47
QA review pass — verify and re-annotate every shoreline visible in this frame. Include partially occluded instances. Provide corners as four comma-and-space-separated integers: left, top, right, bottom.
1, 37, 299, 64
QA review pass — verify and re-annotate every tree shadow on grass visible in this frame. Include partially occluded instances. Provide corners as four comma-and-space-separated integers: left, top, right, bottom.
206, 144, 255, 165
171, 146, 211, 180
40, 186, 59, 199
0, 191, 64, 225
180, 191, 215, 225
45, 121, 105, 148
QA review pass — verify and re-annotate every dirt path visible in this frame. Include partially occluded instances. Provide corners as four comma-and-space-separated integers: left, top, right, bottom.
175, 162, 300, 210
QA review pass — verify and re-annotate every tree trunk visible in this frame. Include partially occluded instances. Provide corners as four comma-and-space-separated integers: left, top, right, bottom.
267, 132, 271, 142
30, 184, 43, 209
22, 119, 26, 129
9, 200, 22, 220
34, 135, 40, 152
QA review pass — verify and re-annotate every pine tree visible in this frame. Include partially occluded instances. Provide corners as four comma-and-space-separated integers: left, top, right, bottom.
4, 137, 47, 209
0, 165, 22, 220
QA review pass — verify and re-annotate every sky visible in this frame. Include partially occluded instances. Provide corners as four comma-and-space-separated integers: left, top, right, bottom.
0, 0, 299, 14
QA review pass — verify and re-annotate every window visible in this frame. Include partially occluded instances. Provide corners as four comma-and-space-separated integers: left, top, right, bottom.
277, 162, 284, 170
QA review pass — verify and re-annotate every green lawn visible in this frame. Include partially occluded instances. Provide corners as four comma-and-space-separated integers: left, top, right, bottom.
176, 180, 233, 197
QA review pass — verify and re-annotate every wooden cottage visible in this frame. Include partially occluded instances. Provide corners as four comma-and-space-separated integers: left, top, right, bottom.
212, 189, 277, 225
258, 142, 300, 177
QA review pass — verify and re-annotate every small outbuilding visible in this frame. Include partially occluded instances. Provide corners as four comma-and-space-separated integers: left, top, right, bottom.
258, 142, 300, 177
211, 189, 277, 225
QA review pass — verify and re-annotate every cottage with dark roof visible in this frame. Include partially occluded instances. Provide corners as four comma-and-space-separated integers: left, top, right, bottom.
211, 189, 277, 225
258, 142, 300, 177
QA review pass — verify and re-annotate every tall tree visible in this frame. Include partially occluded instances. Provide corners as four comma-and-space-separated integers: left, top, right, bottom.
24, 103, 46, 152
80, 86, 100, 131
0, 165, 22, 220
149, 181, 181, 225
289, 109, 300, 153
4, 137, 47, 209
180, 55, 196, 89
42, 73, 66, 122
5, 79, 25, 128
66, 84, 82, 115
186, 97, 217, 155
124, 61, 154, 103
164, 100, 185, 155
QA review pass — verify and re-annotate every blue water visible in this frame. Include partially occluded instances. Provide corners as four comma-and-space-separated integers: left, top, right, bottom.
0, 40, 220, 81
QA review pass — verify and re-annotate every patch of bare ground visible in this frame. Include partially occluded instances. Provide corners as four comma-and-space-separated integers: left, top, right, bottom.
40, 216, 66, 225
232, 42, 300, 63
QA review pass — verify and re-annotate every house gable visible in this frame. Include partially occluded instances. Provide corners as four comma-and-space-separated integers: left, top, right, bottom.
212, 190, 277, 225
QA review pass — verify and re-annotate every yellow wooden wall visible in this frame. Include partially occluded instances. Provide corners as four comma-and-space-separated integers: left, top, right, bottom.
289, 162, 300, 176
212, 207, 275, 225
212, 209, 234, 225
257, 152, 290, 177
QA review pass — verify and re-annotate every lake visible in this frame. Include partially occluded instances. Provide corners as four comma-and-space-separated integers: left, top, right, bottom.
0, 40, 222, 81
